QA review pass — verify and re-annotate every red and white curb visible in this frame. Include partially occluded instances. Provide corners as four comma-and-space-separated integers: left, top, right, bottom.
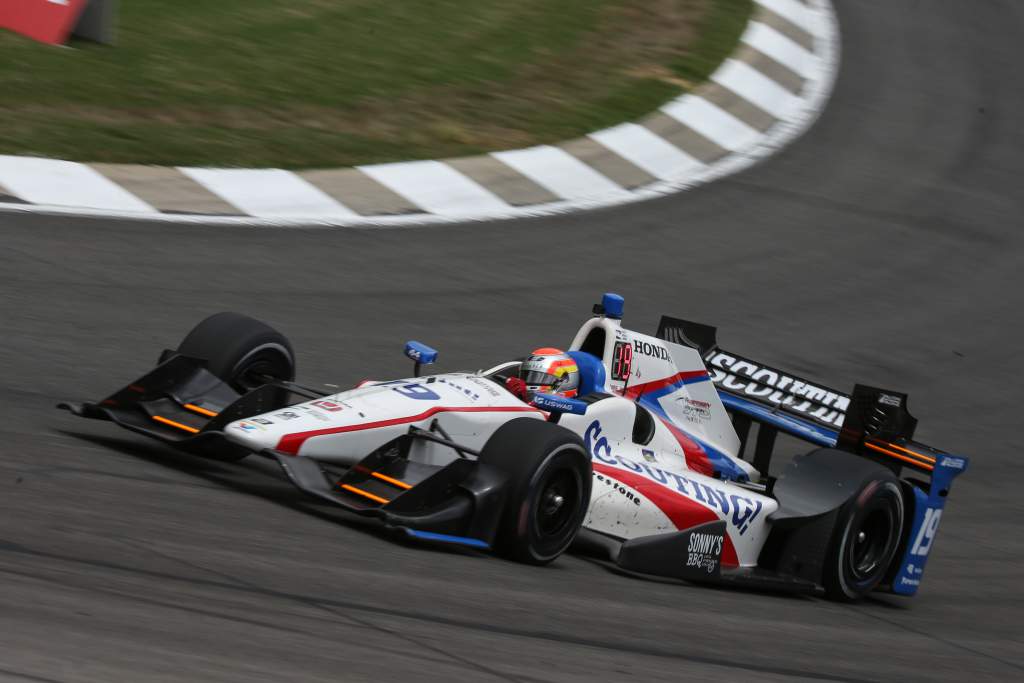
0, 0, 837, 227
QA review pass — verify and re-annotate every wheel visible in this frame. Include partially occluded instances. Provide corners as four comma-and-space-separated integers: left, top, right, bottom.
479, 417, 592, 565
823, 472, 905, 601
177, 312, 295, 393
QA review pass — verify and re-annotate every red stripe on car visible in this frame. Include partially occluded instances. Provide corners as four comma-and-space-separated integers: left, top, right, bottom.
621, 370, 709, 400
661, 419, 715, 477
592, 462, 739, 567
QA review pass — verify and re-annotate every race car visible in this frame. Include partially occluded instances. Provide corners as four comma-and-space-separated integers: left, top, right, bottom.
59, 293, 967, 600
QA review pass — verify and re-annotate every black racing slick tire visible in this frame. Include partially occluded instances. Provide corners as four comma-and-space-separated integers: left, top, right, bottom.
823, 472, 905, 601
177, 312, 295, 393
480, 418, 592, 565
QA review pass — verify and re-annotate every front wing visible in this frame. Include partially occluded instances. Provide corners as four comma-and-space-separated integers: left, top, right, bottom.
57, 354, 512, 549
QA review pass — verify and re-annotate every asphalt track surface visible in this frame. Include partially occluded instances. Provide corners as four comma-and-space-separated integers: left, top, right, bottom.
2, 2, 1023, 681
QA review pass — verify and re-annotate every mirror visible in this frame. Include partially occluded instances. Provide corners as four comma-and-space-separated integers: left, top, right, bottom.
404, 341, 438, 377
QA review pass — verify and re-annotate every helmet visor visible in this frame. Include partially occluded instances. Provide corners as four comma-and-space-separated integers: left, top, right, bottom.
521, 370, 560, 388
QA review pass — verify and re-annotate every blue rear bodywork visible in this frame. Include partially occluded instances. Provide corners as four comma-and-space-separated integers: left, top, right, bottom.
890, 453, 968, 595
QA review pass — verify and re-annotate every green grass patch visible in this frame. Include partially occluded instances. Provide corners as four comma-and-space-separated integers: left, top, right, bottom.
672, 0, 753, 84
0, 0, 753, 168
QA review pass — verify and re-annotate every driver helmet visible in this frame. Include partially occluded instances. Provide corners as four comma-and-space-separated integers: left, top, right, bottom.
519, 348, 580, 398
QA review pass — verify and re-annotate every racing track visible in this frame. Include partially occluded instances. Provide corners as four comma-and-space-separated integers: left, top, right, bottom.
1, 1, 1022, 681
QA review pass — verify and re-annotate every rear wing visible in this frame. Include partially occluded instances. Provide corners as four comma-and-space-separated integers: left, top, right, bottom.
657, 316, 969, 595
659, 317, 922, 470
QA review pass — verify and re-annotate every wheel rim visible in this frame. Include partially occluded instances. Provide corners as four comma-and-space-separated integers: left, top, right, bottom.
533, 467, 582, 540
231, 345, 293, 391
847, 505, 897, 582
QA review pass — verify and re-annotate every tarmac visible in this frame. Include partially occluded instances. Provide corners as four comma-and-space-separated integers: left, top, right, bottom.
1, 0, 1022, 680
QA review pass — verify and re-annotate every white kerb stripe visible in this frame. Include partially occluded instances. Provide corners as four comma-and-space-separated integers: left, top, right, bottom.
589, 124, 703, 181
660, 95, 762, 152
179, 168, 356, 217
0, 156, 154, 212
492, 145, 624, 201
742, 21, 816, 78
357, 160, 508, 216
712, 58, 803, 120
753, 0, 818, 34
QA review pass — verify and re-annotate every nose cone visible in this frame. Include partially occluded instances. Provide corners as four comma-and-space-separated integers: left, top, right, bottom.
223, 418, 280, 451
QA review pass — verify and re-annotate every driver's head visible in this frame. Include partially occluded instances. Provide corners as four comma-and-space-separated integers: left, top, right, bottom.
519, 348, 580, 397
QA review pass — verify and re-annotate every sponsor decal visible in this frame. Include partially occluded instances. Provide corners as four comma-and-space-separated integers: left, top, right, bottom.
595, 473, 641, 506
235, 421, 260, 432
641, 448, 657, 463
584, 420, 763, 534
706, 351, 849, 428
879, 393, 902, 407
311, 400, 344, 412
274, 411, 301, 421
293, 405, 329, 422
940, 456, 966, 470
677, 397, 712, 424
392, 383, 442, 401
250, 417, 273, 425
467, 376, 502, 397
532, 393, 574, 413
686, 531, 723, 573
910, 508, 943, 557
437, 377, 480, 401
633, 339, 671, 361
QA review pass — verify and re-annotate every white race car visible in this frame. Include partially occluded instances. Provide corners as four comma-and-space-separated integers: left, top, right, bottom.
60, 294, 967, 600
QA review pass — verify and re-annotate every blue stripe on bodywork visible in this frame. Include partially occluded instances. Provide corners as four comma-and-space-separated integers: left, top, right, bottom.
403, 529, 490, 549
635, 388, 751, 483
635, 373, 711, 404
691, 434, 751, 482
718, 392, 840, 448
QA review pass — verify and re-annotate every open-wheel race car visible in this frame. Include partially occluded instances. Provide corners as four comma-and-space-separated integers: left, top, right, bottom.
59, 293, 968, 600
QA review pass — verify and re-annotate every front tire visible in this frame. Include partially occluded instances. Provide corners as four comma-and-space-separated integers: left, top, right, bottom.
823, 474, 905, 601
479, 418, 592, 565
177, 312, 295, 393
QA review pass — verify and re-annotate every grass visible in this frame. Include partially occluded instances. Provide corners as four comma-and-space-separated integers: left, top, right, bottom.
0, 0, 753, 168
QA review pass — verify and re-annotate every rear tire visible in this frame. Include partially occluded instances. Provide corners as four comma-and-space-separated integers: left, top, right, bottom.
479, 418, 591, 565
177, 312, 295, 393
823, 473, 905, 601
